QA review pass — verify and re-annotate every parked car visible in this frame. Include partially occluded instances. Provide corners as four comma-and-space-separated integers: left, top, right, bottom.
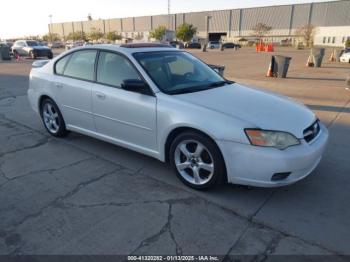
222, 42, 241, 49
65, 41, 84, 50
49, 41, 64, 48
208, 41, 221, 49
28, 43, 329, 189
340, 51, 350, 63
169, 41, 184, 49
11, 40, 53, 59
39, 41, 48, 46
185, 42, 201, 49
3, 41, 13, 49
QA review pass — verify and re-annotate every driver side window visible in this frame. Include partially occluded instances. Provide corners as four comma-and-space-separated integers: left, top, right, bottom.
97, 51, 141, 87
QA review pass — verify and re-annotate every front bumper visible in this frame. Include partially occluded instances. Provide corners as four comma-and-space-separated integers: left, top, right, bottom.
32, 49, 52, 57
217, 123, 329, 187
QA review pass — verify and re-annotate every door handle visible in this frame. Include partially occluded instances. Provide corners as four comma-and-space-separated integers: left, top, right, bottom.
55, 83, 63, 88
96, 92, 106, 100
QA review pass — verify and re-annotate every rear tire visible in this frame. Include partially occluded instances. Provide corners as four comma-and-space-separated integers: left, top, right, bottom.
169, 131, 226, 190
48, 52, 53, 59
40, 98, 69, 137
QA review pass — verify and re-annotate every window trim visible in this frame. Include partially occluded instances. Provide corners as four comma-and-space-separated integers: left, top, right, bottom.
56, 49, 98, 82
54, 53, 73, 76
95, 50, 155, 96
53, 48, 155, 96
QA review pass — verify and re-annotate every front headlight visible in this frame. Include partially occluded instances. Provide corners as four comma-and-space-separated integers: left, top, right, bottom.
245, 129, 300, 150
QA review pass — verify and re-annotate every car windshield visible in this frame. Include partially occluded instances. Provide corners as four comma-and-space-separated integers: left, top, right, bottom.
133, 51, 230, 95
27, 41, 39, 46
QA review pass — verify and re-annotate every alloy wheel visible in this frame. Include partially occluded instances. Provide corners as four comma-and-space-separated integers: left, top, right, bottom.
42, 102, 60, 134
174, 139, 214, 185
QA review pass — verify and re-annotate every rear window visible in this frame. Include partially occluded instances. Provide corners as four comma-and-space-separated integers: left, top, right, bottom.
55, 54, 71, 75
63, 50, 97, 81
27, 41, 39, 47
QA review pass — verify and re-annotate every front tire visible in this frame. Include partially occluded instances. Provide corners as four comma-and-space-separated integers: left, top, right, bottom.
40, 98, 68, 137
169, 131, 226, 190
29, 51, 36, 59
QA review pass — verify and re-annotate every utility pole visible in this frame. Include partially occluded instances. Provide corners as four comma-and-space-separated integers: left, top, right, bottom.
49, 15, 53, 44
168, 0, 171, 30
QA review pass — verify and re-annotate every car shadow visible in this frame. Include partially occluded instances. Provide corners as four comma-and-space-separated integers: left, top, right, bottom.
306, 104, 350, 113
287, 76, 346, 81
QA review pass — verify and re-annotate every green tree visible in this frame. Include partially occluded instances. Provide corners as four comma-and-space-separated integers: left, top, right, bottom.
176, 23, 197, 42
345, 39, 350, 48
106, 31, 122, 42
66, 31, 87, 41
42, 33, 60, 42
150, 26, 167, 41
88, 27, 104, 41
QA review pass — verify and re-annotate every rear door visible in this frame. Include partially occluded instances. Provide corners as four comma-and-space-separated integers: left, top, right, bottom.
53, 49, 97, 132
92, 51, 157, 153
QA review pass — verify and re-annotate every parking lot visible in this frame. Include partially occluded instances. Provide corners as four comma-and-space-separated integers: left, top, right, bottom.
0, 46, 350, 258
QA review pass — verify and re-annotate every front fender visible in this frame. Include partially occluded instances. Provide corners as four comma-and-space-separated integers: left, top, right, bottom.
156, 93, 252, 161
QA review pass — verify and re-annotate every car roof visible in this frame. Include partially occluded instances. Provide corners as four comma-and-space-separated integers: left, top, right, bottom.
74, 43, 178, 55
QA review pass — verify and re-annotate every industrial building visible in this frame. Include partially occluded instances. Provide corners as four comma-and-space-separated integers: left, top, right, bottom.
50, 0, 350, 47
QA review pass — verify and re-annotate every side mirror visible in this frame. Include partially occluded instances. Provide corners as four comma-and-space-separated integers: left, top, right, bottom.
121, 79, 153, 96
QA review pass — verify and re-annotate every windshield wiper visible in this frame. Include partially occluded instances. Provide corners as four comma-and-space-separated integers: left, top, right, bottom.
168, 80, 234, 95
207, 80, 233, 88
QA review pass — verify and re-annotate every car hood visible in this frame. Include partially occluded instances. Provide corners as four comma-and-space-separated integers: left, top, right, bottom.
174, 83, 315, 138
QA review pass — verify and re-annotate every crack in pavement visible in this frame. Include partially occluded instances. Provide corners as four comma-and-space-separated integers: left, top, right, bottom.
0, 157, 96, 205
0, 95, 16, 104
222, 224, 251, 261
0, 136, 49, 159
250, 191, 276, 220
130, 201, 184, 256
326, 96, 350, 128
259, 234, 284, 261
0, 97, 347, 256
4, 166, 121, 236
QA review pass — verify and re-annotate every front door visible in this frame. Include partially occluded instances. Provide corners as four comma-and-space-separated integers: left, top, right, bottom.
92, 51, 157, 153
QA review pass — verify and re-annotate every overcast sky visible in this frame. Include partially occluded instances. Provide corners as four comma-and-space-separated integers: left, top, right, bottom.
1, 0, 333, 39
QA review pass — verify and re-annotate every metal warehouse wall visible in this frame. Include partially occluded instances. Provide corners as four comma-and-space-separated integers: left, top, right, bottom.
210, 10, 231, 33
50, 0, 350, 38
311, 1, 350, 27
152, 14, 175, 30
82, 20, 105, 34
134, 16, 152, 32
104, 19, 122, 33
241, 5, 293, 36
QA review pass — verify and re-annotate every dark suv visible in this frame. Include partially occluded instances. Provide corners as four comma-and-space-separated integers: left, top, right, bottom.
12, 40, 53, 59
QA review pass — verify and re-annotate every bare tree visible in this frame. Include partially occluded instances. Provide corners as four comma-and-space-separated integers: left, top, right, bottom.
252, 23, 272, 42
296, 24, 315, 47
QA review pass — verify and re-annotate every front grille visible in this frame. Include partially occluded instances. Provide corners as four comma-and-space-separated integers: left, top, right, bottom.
34, 50, 50, 57
303, 120, 320, 143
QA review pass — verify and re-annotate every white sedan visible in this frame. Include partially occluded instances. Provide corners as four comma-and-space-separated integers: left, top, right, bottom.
28, 43, 329, 189
340, 51, 350, 63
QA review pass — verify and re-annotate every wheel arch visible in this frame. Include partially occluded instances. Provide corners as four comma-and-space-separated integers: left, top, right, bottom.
164, 126, 225, 166
38, 95, 56, 117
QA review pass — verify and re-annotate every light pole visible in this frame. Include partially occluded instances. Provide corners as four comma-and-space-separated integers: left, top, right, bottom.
168, 0, 171, 30
49, 15, 53, 44
203, 15, 212, 52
